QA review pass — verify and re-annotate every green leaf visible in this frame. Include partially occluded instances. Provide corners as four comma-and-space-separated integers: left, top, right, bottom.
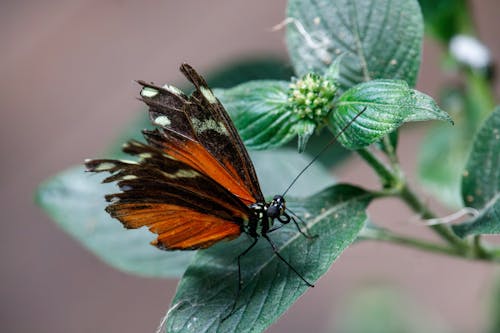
35, 166, 194, 278
461, 107, 500, 210
215, 81, 305, 150
418, 123, 465, 207
330, 79, 451, 149
452, 202, 500, 237
453, 106, 500, 237
164, 185, 371, 333
286, 0, 423, 91
35, 148, 335, 278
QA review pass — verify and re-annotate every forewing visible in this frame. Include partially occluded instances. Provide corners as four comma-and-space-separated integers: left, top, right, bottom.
138, 64, 264, 202
180, 63, 263, 201
85, 141, 247, 250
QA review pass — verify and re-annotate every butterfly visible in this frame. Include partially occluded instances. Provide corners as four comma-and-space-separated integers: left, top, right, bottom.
85, 64, 316, 295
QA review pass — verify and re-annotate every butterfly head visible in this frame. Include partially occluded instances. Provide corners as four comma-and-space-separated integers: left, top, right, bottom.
267, 195, 286, 219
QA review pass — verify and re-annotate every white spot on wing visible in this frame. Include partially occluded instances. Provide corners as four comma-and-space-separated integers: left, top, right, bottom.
94, 162, 115, 171
200, 86, 217, 104
162, 153, 176, 160
176, 170, 199, 178
139, 153, 152, 159
141, 86, 159, 98
122, 175, 137, 180
119, 159, 139, 165
191, 118, 228, 136
154, 116, 171, 127
162, 84, 183, 96
162, 169, 199, 179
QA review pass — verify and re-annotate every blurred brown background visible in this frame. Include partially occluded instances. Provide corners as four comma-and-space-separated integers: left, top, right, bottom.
1, 1, 499, 332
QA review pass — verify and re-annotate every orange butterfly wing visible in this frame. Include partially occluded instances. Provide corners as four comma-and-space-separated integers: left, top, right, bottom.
107, 203, 241, 250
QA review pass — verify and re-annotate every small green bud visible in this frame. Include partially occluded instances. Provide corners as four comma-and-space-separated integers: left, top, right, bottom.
287, 73, 337, 122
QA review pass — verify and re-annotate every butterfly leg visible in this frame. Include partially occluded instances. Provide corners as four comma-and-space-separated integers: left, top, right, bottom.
268, 223, 285, 233
281, 210, 317, 239
290, 216, 317, 239
262, 234, 314, 287
222, 237, 259, 321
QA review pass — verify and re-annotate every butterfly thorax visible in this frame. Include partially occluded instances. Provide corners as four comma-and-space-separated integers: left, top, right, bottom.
246, 195, 286, 238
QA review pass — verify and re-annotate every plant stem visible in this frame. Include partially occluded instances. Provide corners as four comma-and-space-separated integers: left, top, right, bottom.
358, 148, 470, 253
382, 134, 399, 167
360, 227, 461, 257
357, 148, 399, 189
360, 226, 500, 263
471, 235, 491, 259
398, 183, 470, 253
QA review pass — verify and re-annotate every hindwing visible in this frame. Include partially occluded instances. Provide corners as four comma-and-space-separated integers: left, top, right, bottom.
85, 141, 248, 250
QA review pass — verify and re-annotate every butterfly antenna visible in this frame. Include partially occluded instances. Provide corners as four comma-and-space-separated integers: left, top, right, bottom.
282, 107, 368, 197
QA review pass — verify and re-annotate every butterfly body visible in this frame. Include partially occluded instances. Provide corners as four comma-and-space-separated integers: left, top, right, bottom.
245, 195, 287, 237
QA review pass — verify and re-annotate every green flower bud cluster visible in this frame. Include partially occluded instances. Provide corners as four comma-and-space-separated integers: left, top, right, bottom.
287, 73, 337, 123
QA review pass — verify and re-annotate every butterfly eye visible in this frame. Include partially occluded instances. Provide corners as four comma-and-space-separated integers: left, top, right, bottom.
272, 195, 284, 203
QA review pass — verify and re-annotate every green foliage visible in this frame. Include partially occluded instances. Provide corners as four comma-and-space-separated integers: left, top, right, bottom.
219, 78, 449, 152
165, 185, 370, 333
216, 73, 340, 152
462, 107, 500, 209
286, 0, 423, 91
453, 107, 500, 237
331, 79, 451, 149
220, 0, 427, 151
215, 81, 299, 150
